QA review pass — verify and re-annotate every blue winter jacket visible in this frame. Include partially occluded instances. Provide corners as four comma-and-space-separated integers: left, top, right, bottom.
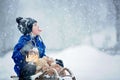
12, 35, 46, 76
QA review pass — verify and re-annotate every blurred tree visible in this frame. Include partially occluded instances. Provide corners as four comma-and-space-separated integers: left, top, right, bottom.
113, 0, 120, 42
0, 0, 18, 56
103, 0, 120, 55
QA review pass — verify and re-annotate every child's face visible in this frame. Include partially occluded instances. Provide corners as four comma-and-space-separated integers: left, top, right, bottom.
32, 22, 42, 35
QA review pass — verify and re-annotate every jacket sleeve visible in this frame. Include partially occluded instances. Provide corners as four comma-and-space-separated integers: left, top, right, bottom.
41, 41, 46, 56
12, 43, 25, 65
36, 36, 46, 58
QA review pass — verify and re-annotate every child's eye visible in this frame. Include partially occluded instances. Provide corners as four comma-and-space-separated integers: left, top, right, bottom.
33, 23, 37, 26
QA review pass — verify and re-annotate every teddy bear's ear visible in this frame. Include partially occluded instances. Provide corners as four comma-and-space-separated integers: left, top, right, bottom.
32, 47, 39, 52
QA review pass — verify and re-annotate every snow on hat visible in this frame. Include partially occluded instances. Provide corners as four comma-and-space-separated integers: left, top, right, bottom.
16, 17, 37, 35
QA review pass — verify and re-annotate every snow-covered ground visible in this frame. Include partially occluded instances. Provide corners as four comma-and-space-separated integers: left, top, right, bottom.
0, 45, 120, 80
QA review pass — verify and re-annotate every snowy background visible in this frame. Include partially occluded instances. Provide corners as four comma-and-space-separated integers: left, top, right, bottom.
0, 0, 120, 80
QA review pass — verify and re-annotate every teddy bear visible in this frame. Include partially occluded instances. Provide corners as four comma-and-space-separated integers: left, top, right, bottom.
25, 48, 64, 76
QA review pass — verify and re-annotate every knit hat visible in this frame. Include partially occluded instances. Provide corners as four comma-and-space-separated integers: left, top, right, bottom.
16, 17, 37, 35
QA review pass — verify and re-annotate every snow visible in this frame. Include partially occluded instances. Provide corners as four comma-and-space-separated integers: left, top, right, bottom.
0, 51, 15, 80
48, 45, 120, 80
0, 45, 120, 80
15, 0, 116, 50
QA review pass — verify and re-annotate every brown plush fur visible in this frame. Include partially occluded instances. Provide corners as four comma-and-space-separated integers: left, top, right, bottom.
26, 48, 64, 76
